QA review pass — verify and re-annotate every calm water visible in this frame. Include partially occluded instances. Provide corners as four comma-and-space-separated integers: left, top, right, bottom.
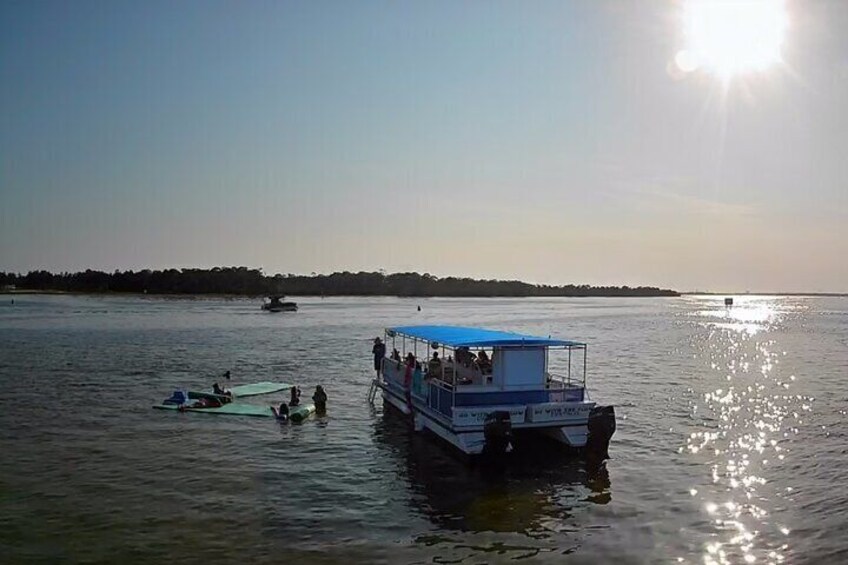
0, 294, 846, 564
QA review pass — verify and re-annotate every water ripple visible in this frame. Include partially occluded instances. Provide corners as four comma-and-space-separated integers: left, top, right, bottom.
1, 294, 846, 563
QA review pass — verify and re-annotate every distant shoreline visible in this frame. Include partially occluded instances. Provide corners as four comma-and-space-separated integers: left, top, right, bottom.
0, 289, 679, 298
0, 268, 679, 297
1, 289, 259, 298
4, 289, 846, 299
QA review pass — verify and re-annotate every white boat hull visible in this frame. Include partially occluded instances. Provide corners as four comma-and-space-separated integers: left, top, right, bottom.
380, 386, 593, 456
382, 392, 488, 454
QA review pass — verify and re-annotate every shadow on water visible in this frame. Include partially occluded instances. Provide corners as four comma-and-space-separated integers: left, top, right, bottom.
372, 406, 612, 537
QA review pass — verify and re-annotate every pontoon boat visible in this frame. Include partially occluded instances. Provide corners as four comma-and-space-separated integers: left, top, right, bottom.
369, 325, 616, 457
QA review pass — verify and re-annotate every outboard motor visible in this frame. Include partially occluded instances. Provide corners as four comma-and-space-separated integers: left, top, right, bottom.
586, 405, 616, 460
483, 411, 513, 455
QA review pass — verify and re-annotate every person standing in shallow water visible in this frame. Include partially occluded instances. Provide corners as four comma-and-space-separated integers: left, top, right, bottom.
312, 385, 328, 412
272, 403, 289, 421
372, 337, 386, 377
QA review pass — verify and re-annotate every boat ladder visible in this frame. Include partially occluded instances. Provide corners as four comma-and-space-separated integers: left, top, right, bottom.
367, 377, 383, 403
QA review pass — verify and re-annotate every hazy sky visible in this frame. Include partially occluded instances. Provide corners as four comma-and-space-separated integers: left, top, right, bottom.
1, 1, 846, 292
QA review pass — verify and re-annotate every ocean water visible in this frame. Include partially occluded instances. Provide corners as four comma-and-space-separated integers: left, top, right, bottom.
0, 294, 845, 564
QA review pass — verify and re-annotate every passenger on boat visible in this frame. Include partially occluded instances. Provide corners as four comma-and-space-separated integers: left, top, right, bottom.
289, 386, 301, 406
404, 354, 415, 404
312, 385, 328, 412
391, 348, 401, 363
455, 347, 466, 364
456, 347, 476, 367
428, 352, 442, 377
477, 350, 492, 373
404, 353, 416, 371
438, 355, 455, 383
372, 337, 387, 376
272, 403, 289, 421
412, 362, 424, 396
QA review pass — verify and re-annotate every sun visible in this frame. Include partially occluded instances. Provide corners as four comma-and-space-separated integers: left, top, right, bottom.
676, 0, 788, 80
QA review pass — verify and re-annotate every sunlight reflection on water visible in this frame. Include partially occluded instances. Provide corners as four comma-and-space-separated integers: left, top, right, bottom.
695, 297, 783, 335
2, 295, 845, 563
685, 297, 813, 565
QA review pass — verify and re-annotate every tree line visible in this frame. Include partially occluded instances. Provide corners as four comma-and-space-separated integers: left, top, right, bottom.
0, 268, 679, 297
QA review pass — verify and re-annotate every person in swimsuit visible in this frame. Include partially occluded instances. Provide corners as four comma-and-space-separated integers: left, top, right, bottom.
312, 385, 328, 412
179, 397, 222, 410
272, 403, 289, 421
212, 382, 233, 398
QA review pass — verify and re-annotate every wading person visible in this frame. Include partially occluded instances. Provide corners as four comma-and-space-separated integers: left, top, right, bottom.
272, 402, 289, 421
312, 385, 328, 412
289, 386, 301, 407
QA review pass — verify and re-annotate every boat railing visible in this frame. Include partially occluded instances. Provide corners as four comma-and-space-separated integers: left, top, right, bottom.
426, 378, 454, 417
546, 372, 590, 402
546, 372, 583, 389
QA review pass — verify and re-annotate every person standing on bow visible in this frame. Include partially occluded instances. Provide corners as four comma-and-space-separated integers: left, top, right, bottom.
372, 337, 386, 378
403, 353, 415, 408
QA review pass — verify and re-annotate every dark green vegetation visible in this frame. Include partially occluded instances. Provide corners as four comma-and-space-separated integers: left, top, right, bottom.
0, 268, 678, 297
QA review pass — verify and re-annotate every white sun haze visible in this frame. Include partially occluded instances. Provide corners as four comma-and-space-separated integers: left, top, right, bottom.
677, 0, 788, 80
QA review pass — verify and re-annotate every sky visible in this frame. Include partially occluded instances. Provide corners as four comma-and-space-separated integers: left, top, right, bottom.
1, 0, 846, 293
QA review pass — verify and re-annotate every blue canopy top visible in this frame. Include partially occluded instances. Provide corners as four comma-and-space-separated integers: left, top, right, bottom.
388, 325, 584, 348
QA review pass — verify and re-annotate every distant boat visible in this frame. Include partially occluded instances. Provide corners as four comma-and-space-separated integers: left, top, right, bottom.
724, 297, 733, 306
261, 295, 298, 312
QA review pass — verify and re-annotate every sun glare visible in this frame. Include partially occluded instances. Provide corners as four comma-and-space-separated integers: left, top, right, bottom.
677, 0, 788, 81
